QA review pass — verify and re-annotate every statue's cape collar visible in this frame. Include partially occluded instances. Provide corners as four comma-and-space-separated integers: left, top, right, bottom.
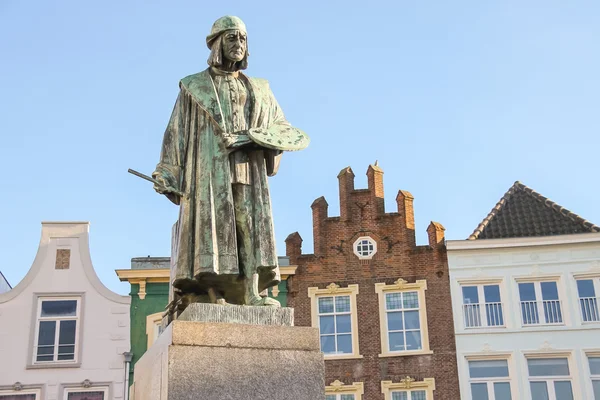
179, 69, 253, 132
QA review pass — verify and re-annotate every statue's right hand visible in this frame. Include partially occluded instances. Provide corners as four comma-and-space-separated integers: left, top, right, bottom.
152, 173, 178, 195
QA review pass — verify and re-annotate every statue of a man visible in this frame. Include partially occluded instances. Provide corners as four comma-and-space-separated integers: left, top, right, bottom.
152, 16, 308, 308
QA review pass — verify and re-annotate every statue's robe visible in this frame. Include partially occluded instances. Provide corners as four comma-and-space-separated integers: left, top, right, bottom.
154, 68, 293, 299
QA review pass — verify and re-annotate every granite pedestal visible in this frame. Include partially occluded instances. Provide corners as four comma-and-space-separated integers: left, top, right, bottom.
132, 304, 325, 400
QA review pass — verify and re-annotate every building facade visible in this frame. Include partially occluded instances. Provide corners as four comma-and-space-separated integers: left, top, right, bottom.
447, 182, 600, 400
0, 222, 131, 400
286, 164, 460, 400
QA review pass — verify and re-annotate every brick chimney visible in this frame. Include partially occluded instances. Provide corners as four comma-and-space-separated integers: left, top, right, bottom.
427, 221, 446, 248
285, 232, 303, 264
396, 190, 415, 230
311, 196, 328, 255
337, 167, 355, 221
367, 161, 385, 216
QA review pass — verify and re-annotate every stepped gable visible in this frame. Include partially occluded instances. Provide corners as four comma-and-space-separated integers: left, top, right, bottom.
469, 181, 600, 240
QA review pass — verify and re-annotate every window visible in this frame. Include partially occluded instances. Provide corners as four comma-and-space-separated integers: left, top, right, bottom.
376, 279, 431, 356
318, 295, 352, 354
577, 279, 600, 322
0, 391, 40, 400
64, 387, 108, 400
325, 380, 364, 400
518, 281, 563, 325
146, 312, 164, 349
589, 356, 600, 399
353, 237, 377, 260
381, 378, 435, 400
462, 284, 505, 328
34, 298, 80, 364
308, 284, 360, 359
468, 359, 512, 399
527, 357, 573, 400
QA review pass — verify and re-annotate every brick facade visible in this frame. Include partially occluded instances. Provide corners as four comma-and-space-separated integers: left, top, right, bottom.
286, 164, 460, 400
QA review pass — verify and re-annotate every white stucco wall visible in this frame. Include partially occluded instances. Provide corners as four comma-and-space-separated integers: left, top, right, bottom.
0, 272, 9, 294
448, 233, 600, 400
0, 222, 131, 400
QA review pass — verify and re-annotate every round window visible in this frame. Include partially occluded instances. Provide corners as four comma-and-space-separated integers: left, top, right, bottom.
353, 237, 377, 259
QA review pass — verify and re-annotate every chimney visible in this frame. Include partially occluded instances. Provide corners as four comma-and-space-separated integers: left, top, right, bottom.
367, 161, 384, 215
337, 167, 355, 221
396, 190, 415, 230
311, 196, 329, 255
285, 232, 303, 264
427, 221, 445, 247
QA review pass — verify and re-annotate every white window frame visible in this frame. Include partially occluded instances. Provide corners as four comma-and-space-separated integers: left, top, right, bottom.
308, 284, 361, 360
146, 312, 164, 349
353, 236, 377, 260
516, 279, 564, 326
460, 283, 505, 329
587, 352, 600, 400
325, 380, 364, 400
63, 387, 109, 400
33, 297, 81, 365
575, 277, 600, 323
0, 389, 41, 399
466, 357, 513, 400
375, 279, 432, 357
525, 354, 574, 400
381, 378, 435, 400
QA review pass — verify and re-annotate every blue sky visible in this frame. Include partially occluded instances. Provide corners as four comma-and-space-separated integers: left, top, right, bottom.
1, 1, 599, 295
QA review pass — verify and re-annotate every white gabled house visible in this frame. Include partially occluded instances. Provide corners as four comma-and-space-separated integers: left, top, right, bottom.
0, 222, 131, 400
447, 182, 600, 400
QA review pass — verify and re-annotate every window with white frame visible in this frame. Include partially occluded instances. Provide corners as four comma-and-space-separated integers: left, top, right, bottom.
468, 359, 512, 400
325, 380, 363, 400
390, 390, 427, 400
0, 390, 40, 399
146, 312, 164, 349
384, 291, 422, 352
326, 395, 355, 400
381, 378, 435, 400
589, 356, 600, 399
317, 295, 353, 355
527, 357, 573, 400
34, 298, 80, 364
309, 284, 360, 359
64, 387, 108, 400
577, 279, 600, 322
462, 284, 504, 328
518, 281, 563, 325
375, 279, 430, 356
353, 237, 377, 260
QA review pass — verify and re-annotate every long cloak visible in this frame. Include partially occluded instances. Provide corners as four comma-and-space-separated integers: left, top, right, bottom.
154, 69, 293, 295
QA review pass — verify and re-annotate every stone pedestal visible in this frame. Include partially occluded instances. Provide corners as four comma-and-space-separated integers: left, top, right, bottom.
132, 304, 325, 400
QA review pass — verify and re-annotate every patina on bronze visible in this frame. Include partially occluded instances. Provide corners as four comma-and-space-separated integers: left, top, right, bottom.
152, 16, 308, 312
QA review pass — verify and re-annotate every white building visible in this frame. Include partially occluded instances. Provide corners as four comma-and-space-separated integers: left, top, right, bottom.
0, 222, 131, 400
447, 182, 600, 400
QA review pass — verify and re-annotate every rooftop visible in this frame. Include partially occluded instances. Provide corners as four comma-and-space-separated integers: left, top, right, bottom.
469, 181, 600, 240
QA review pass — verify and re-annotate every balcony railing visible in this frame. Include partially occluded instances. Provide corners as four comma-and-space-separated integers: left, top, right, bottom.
580, 297, 600, 322
520, 300, 563, 325
463, 302, 505, 328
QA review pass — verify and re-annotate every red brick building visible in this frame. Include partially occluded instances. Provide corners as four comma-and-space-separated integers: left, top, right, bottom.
285, 164, 459, 400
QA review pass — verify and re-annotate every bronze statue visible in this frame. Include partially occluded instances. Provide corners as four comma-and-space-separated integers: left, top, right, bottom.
152, 16, 309, 309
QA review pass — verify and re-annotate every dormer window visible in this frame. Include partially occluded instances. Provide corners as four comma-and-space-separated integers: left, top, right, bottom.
353, 237, 377, 260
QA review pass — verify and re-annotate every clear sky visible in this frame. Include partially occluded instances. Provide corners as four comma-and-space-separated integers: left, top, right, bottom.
1, 1, 599, 295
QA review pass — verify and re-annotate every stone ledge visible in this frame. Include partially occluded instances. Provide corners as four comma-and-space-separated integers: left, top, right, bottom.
170, 320, 320, 351
178, 303, 294, 326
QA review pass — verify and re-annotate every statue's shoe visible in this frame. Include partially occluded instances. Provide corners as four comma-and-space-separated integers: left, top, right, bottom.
248, 296, 281, 307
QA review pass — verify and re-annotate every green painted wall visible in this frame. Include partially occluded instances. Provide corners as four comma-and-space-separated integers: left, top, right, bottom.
129, 282, 169, 382
268, 280, 288, 306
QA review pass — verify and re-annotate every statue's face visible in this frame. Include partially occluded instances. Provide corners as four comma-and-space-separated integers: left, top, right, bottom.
222, 30, 246, 62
